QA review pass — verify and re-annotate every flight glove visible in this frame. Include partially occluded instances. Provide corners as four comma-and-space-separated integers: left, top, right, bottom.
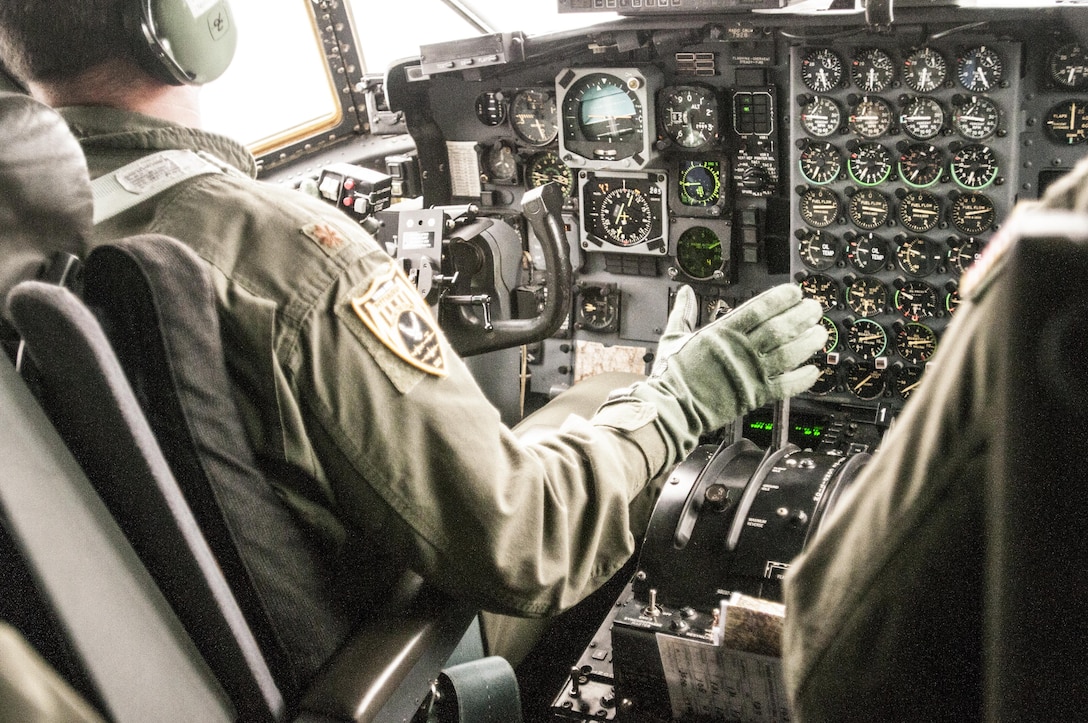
594, 284, 826, 476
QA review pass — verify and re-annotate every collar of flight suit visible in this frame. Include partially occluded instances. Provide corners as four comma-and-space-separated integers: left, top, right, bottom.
58, 105, 258, 180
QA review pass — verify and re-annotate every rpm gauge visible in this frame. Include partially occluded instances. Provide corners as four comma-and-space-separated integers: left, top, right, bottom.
898, 143, 944, 189
848, 141, 893, 187
896, 236, 942, 276
510, 88, 559, 145
799, 141, 843, 185
950, 144, 998, 190
903, 47, 948, 93
801, 48, 845, 93
659, 85, 720, 149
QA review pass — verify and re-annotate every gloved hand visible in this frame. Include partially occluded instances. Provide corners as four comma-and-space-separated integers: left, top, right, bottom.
594, 284, 826, 476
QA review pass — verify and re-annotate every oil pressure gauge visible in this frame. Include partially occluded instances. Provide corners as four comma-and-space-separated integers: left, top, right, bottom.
846, 276, 888, 318
800, 274, 840, 312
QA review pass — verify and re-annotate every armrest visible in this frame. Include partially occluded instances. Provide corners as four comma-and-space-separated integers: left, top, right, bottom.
299, 586, 477, 722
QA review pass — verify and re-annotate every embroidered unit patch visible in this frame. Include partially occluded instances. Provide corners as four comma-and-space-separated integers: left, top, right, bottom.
351, 265, 447, 377
302, 222, 345, 251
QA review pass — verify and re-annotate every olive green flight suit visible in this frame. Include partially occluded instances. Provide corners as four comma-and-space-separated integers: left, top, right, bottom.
67, 105, 666, 630
781, 156, 1088, 721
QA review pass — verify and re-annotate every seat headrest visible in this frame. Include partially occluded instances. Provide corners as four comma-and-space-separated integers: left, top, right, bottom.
0, 92, 91, 298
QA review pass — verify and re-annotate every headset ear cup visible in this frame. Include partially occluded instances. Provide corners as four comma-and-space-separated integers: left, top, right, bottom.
124, 0, 237, 86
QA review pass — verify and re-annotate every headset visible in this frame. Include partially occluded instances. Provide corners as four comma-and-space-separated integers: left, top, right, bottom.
125, 0, 237, 86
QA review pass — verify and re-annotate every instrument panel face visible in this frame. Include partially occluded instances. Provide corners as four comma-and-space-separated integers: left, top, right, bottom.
409, 8, 1088, 416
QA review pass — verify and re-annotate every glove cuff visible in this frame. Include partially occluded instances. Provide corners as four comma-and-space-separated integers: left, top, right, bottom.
591, 383, 689, 479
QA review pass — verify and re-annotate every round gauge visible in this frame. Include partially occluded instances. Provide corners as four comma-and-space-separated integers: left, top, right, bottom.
1043, 100, 1088, 145
894, 365, 925, 399
1048, 43, 1088, 90
801, 48, 845, 93
898, 143, 945, 189
474, 91, 506, 126
949, 192, 995, 234
660, 85, 720, 149
894, 279, 938, 320
950, 144, 998, 190
896, 236, 941, 276
510, 88, 559, 145
847, 318, 888, 359
800, 186, 841, 228
847, 232, 891, 273
848, 141, 893, 186
487, 142, 518, 183
851, 48, 896, 93
675, 226, 724, 280
820, 316, 839, 353
895, 322, 937, 363
526, 151, 575, 196
799, 141, 843, 185
846, 276, 888, 318
561, 71, 645, 161
849, 97, 895, 139
946, 286, 961, 315
705, 297, 732, 320
900, 96, 945, 140
799, 274, 840, 312
678, 160, 722, 207
800, 96, 842, 138
952, 96, 999, 140
578, 286, 619, 332
798, 231, 840, 271
597, 185, 653, 246
848, 188, 890, 230
903, 47, 948, 93
949, 237, 984, 275
810, 363, 839, 395
898, 190, 942, 233
956, 46, 1004, 92
847, 363, 887, 399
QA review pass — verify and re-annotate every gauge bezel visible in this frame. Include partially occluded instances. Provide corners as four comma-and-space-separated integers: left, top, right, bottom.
579, 170, 669, 255
672, 219, 729, 281
525, 150, 575, 197
557, 66, 660, 171
658, 84, 721, 150
510, 88, 559, 146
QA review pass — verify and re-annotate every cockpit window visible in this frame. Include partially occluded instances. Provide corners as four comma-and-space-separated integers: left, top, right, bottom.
201, 1, 338, 152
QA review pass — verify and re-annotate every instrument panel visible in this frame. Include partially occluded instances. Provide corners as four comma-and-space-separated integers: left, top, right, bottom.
398, 5, 1088, 421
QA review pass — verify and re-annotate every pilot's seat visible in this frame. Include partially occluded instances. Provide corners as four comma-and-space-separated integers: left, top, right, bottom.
0, 90, 518, 722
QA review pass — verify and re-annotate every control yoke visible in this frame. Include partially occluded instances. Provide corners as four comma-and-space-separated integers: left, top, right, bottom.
396, 182, 571, 357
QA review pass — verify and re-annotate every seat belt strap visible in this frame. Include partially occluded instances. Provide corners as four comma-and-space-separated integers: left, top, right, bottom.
91, 149, 225, 224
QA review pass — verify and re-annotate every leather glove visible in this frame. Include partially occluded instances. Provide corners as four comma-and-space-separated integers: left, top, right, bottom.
594, 284, 826, 477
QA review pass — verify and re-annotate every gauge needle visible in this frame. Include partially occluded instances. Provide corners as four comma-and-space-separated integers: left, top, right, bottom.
853, 373, 876, 393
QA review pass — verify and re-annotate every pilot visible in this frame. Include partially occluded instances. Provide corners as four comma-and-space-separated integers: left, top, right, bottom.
0, 0, 825, 684
781, 156, 1088, 720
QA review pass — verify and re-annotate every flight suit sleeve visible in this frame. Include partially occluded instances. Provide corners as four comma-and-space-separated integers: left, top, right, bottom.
291, 244, 665, 617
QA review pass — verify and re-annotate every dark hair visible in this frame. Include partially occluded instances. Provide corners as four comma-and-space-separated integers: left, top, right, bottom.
0, 1, 132, 83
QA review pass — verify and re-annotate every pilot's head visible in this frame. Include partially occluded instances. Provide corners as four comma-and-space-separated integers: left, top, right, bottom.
0, 0, 236, 91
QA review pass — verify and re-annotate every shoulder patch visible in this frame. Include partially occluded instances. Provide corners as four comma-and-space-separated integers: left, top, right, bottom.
350, 264, 448, 377
302, 222, 346, 251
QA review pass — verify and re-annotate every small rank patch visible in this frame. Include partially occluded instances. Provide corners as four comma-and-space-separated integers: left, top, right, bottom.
302, 222, 345, 250
351, 265, 447, 377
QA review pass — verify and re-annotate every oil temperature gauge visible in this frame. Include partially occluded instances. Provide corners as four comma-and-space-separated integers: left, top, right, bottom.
896, 236, 942, 276
847, 232, 891, 273
949, 237, 984, 274
800, 186, 841, 228
895, 321, 937, 363
1044, 100, 1088, 145
798, 230, 840, 271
